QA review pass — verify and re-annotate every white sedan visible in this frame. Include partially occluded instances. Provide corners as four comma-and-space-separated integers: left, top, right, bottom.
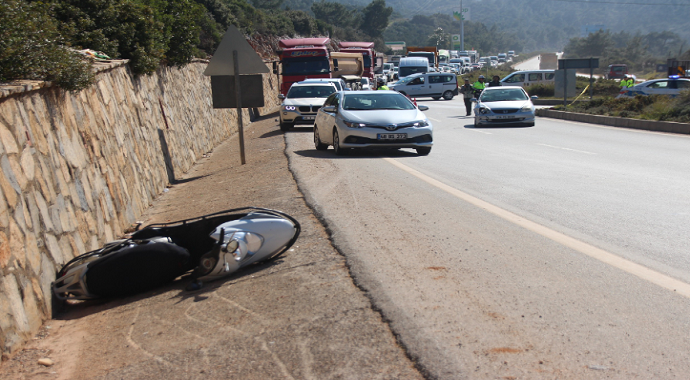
473, 86, 537, 127
617, 77, 690, 98
313, 91, 433, 156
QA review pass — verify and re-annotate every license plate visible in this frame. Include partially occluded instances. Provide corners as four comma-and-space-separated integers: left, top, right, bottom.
303, 116, 315, 120
378, 133, 407, 140
494, 115, 513, 119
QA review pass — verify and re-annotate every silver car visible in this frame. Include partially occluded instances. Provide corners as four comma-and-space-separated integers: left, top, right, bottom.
278, 82, 337, 131
473, 86, 537, 127
313, 91, 433, 156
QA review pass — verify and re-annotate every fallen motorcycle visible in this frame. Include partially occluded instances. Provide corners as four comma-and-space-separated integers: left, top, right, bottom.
52, 207, 300, 300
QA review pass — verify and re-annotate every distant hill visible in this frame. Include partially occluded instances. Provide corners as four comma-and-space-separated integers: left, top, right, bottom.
285, 0, 690, 52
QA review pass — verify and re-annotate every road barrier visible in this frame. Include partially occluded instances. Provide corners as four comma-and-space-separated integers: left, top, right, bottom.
535, 108, 690, 135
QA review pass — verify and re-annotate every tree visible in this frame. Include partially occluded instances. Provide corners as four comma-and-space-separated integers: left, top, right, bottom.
360, 0, 392, 38
0, 0, 94, 90
311, 1, 359, 29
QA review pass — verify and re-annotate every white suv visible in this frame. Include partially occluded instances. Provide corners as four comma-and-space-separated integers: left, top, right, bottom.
279, 82, 337, 131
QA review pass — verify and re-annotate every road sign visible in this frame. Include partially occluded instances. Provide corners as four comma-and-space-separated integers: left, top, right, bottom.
558, 58, 599, 70
204, 25, 269, 165
204, 25, 269, 76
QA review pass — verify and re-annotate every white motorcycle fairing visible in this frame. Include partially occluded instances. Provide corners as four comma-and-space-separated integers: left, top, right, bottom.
196, 212, 299, 282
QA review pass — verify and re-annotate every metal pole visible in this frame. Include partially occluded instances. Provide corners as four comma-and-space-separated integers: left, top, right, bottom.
460, 0, 464, 52
589, 57, 594, 100
563, 69, 568, 107
233, 50, 246, 165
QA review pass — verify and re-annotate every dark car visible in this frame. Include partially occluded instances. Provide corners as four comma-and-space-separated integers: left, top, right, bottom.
607, 64, 628, 80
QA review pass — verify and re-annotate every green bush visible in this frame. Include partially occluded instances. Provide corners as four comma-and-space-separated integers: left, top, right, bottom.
0, 0, 94, 90
525, 83, 554, 97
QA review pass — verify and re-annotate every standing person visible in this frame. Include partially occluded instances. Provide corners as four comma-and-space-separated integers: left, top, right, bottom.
459, 78, 474, 116
488, 75, 501, 87
620, 75, 633, 89
376, 77, 389, 90
472, 75, 487, 98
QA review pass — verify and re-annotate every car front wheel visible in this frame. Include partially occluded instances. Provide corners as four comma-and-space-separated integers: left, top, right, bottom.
333, 129, 347, 156
416, 147, 431, 156
280, 121, 293, 131
314, 126, 328, 150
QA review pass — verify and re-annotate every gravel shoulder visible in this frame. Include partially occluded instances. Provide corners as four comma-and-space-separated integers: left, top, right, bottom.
0, 113, 422, 380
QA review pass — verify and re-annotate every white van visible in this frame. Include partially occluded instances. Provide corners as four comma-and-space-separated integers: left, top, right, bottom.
388, 72, 458, 100
500, 70, 555, 87
398, 57, 430, 78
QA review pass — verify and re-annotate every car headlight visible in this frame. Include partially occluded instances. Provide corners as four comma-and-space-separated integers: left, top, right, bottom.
412, 120, 430, 127
343, 120, 367, 128
478, 107, 491, 114
283, 105, 296, 111
521, 105, 533, 112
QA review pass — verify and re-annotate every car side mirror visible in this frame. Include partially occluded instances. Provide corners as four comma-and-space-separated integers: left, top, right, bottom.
471, 98, 477, 102
531, 95, 538, 100
322, 105, 337, 113
417, 105, 429, 111
278, 94, 285, 99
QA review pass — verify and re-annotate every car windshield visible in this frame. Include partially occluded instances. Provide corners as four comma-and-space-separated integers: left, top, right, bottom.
342, 93, 416, 110
480, 89, 528, 102
287, 85, 335, 98
282, 57, 330, 75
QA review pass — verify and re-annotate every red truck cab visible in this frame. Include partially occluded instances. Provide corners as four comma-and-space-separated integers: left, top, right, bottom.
279, 38, 331, 95
338, 42, 375, 80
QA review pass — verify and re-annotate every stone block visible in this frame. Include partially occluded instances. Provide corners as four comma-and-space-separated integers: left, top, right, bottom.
3, 274, 29, 333
44, 233, 64, 265
34, 191, 55, 232
0, 185, 9, 228
25, 192, 40, 235
0, 121, 19, 155
0, 231, 9, 269
25, 233, 41, 275
9, 219, 25, 269
20, 147, 36, 182
22, 281, 43, 333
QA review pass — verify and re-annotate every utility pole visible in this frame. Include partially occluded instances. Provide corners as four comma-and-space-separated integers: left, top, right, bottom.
460, 0, 464, 51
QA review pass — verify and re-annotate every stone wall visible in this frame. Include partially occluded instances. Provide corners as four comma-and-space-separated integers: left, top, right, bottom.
0, 59, 281, 354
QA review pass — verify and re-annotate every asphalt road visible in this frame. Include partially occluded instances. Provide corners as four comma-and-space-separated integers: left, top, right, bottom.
285, 97, 690, 379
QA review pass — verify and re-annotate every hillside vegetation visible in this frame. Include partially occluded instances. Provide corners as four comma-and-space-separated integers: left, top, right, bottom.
1, 0, 392, 90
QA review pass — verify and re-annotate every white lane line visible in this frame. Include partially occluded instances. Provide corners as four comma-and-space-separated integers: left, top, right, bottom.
538, 143, 596, 155
384, 158, 690, 299
468, 129, 492, 134
428, 117, 441, 122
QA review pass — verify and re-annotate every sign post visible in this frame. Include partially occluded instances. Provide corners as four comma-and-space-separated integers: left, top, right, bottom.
204, 25, 269, 165
558, 57, 599, 105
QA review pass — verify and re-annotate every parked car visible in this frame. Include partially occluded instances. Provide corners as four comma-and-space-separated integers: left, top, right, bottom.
617, 77, 690, 98
500, 70, 555, 88
313, 91, 433, 156
606, 64, 628, 80
388, 72, 458, 100
360, 77, 373, 90
473, 86, 537, 127
300, 78, 348, 92
278, 82, 337, 131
